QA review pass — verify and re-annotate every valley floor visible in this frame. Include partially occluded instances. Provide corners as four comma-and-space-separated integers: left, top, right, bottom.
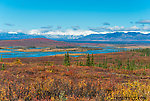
0, 51, 150, 100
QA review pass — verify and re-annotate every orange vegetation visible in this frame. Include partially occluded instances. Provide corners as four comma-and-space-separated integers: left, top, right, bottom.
0, 51, 149, 100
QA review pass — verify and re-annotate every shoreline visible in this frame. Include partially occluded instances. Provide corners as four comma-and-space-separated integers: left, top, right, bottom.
0, 50, 11, 53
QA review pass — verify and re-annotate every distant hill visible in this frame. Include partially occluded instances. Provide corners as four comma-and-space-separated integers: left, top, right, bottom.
76, 32, 150, 41
0, 38, 75, 47
0, 32, 83, 41
0, 32, 46, 40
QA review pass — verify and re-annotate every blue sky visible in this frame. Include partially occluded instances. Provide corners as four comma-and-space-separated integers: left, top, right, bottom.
0, 0, 150, 33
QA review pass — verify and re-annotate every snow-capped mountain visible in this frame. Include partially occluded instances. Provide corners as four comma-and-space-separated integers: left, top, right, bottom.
28, 29, 99, 40
1, 31, 150, 41
76, 32, 150, 41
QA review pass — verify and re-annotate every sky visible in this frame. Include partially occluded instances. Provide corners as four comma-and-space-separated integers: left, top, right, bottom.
0, 0, 150, 34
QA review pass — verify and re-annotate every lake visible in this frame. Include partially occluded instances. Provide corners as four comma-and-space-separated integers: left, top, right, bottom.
0, 46, 127, 58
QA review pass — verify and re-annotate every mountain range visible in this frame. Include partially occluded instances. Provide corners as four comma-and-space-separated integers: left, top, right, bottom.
76, 32, 150, 41
0, 31, 150, 41
0, 32, 46, 40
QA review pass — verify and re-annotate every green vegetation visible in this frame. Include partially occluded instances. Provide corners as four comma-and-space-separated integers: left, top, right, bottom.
0, 48, 149, 100
14, 58, 22, 64
79, 61, 84, 66
64, 52, 70, 66
86, 53, 94, 66
91, 53, 94, 66
86, 53, 91, 66
0, 54, 2, 62
1, 63, 5, 70
130, 48, 150, 56
74, 48, 150, 70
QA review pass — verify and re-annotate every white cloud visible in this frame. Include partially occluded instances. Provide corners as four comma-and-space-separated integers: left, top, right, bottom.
107, 26, 125, 31
8, 32, 18, 34
0, 29, 3, 33
128, 26, 139, 30
28, 29, 99, 36
136, 20, 150, 24
89, 26, 142, 32
16, 30, 23, 33
13, 25, 150, 37
29, 29, 41, 35
142, 26, 150, 31
99, 31, 114, 34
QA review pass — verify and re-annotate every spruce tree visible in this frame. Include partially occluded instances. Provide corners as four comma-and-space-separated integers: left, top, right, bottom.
1, 63, 5, 70
98, 62, 102, 67
86, 53, 91, 66
127, 58, 130, 70
102, 58, 108, 68
79, 61, 84, 66
91, 53, 94, 66
117, 60, 122, 69
76, 61, 79, 66
64, 53, 67, 65
66, 52, 70, 66
0, 54, 2, 62
64, 52, 70, 66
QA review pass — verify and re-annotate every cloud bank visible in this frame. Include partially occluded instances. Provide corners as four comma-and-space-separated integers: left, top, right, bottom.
2, 24, 150, 36
4, 23, 15, 26
29, 29, 99, 36
89, 26, 150, 32
136, 20, 150, 24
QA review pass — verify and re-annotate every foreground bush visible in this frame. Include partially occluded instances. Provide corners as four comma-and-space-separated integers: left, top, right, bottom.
0, 78, 149, 100
0, 78, 105, 100
107, 81, 150, 101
